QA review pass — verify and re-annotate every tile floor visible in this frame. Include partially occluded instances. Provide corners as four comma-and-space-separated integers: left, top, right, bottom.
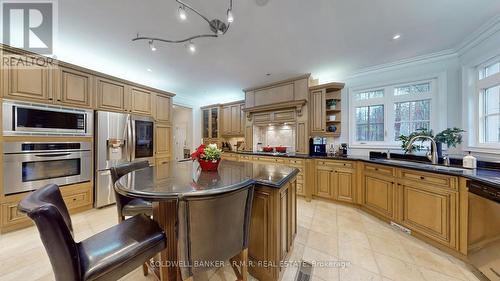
0, 198, 480, 281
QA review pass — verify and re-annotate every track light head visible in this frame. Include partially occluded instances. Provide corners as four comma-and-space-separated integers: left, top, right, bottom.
178, 6, 187, 21
149, 40, 157, 51
187, 41, 196, 53
227, 9, 234, 23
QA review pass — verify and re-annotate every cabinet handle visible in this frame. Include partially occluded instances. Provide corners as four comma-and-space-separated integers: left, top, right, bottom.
391, 182, 395, 184
375, 168, 379, 171
420, 176, 425, 180
161, 161, 168, 164
49, 98, 53, 100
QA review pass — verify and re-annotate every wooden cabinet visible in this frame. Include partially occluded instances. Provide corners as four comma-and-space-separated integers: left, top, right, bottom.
363, 174, 396, 220
316, 168, 333, 199
245, 125, 253, 151
2, 53, 53, 102
56, 67, 93, 108
0, 182, 93, 233
315, 160, 355, 202
335, 171, 354, 203
249, 179, 297, 281
201, 106, 219, 140
310, 89, 326, 133
96, 77, 128, 112
221, 102, 245, 136
155, 157, 171, 181
129, 86, 153, 116
155, 123, 172, 158
155, 94, 172, 123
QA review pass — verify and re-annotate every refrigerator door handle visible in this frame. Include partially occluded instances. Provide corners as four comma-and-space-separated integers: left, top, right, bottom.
131, 117, 136, 161
126, 115, 133, 162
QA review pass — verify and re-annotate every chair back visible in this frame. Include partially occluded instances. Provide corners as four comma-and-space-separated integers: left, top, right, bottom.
177, 184, 254, 278
18, 184, 82, 281
110, 160, 150, 216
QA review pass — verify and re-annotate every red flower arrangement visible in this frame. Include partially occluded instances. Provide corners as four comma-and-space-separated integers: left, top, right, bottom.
191, 144, 207, 160
191, 144, 222, 171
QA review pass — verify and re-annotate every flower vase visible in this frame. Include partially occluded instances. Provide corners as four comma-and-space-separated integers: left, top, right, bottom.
198, 159, 220, 171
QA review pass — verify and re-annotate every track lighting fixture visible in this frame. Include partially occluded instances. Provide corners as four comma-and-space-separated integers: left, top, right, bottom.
178, 5, 187, 21
149, 40, 156, 51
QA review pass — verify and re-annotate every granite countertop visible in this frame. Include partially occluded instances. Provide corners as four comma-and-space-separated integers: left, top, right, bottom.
115, 160, 299, 200
224, 151, 500, 188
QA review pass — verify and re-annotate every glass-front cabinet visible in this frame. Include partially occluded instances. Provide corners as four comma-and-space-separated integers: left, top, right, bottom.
201, 106, 219, 142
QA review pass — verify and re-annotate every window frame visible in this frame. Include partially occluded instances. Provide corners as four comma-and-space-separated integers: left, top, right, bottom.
477, 57, 500, 147
349, 77, 440, 148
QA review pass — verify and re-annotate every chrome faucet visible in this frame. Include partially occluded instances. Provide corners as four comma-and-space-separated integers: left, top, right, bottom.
405, 135, 439, 165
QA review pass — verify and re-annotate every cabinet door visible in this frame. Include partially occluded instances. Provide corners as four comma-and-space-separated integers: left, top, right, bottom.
316, 169, 333, 199
240, 104, 246, 135
155, 94, 172, 123
231, 105, 241, 134
155, 157, 171, 180
336, 171, 354, 203
202, 109, 210, 138
310, 89, 325, 133
279, 187, 290, 262
363, 175, 395, 219
296, 122, 307, 154
401, 184, 457, 247
96, 77, 127, 111
57, 67, 93, 108
3, 54, 52, 102
155, 124, 171, 157
245, 125, 253, 151
210, 107, 219, 138
222, 106, 231, 135
130, 87, 152, 116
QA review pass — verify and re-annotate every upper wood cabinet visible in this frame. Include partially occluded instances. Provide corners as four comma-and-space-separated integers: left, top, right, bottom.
309, 82, 344, 137
221, 102, 244, 136
96, 77, 128, 112
201, 106, 220, 139
2, 53, 53, 102
155, 123, 172, 157
129, 87, 153, 116
155, 94, 172, 123
55, 67, 93, 108
310, 89, 326, 133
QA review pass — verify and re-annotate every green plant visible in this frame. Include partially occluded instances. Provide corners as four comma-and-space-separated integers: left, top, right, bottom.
203, 143, 222, 161
398, 128, 434, 152
327, 99, 337, 107
435, 127, 465, 148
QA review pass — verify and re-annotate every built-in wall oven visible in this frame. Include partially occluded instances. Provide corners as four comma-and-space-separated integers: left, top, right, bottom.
3, 142, 92, 195
2, 100, 93, 136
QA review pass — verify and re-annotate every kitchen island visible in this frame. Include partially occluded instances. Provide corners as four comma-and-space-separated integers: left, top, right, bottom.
115, 160, 299, 281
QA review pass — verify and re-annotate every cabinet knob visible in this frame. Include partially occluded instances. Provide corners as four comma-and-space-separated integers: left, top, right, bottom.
375, 168, 379, 171
420, 176, 425, 180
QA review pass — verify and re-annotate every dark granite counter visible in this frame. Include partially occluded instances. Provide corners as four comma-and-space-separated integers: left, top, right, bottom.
115, 160, 299, 200
225, 151, 500, 188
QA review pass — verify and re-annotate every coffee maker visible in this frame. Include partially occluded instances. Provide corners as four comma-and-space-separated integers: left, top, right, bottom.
309, 137, 327, 156
340, 143, 349, 156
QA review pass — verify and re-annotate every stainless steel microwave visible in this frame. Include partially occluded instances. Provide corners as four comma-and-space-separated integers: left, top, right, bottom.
2, 100, 93, 136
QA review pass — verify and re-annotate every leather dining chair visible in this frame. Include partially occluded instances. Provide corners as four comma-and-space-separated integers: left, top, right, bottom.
177, 184, 255, 281
110, 160, 153, 222
18, 184, 167, 281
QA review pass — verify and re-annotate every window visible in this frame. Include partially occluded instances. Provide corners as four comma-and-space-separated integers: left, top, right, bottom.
351, 79, 437, 145
478, 59, 500, 145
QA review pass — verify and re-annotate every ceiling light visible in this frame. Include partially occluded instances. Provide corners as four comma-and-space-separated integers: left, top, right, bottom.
178, 6, 187, 21
392, 34, 401, 40
149, 40, 156, 51
147, 68, 152, 72
227, 9, 234, 23
187, 41, 196, 53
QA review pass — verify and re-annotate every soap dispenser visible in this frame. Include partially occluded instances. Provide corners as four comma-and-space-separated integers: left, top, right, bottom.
463, 151, 477, 169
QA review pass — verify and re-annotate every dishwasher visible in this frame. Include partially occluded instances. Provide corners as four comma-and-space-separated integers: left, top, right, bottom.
468, 181, 500, 281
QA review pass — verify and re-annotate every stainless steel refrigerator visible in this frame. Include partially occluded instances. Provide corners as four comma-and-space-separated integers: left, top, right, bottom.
94, 111, 155, 207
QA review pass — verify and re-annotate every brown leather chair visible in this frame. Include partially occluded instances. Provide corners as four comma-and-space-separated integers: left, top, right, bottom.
177, 184, 254, 281
110, 160, 152, 222
18, 184, 166, 281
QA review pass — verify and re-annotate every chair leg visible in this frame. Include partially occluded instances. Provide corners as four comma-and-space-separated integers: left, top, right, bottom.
142, 262, 148, 276
118, 215, 125, 223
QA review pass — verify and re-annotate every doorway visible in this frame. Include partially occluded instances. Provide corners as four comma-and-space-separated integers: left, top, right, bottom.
172, 105, 193, 161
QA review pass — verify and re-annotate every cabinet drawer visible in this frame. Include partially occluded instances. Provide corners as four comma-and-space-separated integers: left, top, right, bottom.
364, 164, 395, 176
316, 160, 353, 169
288, 159, 304, 166
253, 112, 271, 123
399, 169, 457, 190
274, 110, 295, 122
1, 202, 28, 225
253, 156, 285, 164
64, 190, 91, 210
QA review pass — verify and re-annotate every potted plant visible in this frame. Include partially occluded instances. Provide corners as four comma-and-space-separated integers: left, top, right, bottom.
327, 99, 337, 110
398, 127, 465, 158
398, 128, 434, 153
191, 143, 222, 171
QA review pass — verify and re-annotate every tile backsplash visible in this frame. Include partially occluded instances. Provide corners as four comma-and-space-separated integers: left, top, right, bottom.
254, 124, 296, 151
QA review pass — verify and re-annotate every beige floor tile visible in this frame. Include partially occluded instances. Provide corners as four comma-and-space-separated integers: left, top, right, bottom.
296, 225, 310, 245
303, 247, 340, 281
339, 242, 379, 274
374, 253, 425, 281
338, 227, 371, 249
339, 263, 382, 281
306, 230, 339, 257
368, 235, 413, 263
406, 243, 468, 280
310, 217, 338, 235
419, 267, 467, 281
314, 207, 337, 222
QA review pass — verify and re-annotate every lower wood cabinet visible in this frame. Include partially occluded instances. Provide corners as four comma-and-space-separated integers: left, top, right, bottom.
0, 182, 93, 233
314, 160, 354, 202
316, 168, 333, 199
362, 174, 396, 220
336, 171, 354, 203
399, 175, 458, 249
155, 123, 172, 158
155, 157, 171, 181
249, 178, 297, 281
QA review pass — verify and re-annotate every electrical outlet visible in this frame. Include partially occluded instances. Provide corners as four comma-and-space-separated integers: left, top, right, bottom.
390, 221, 411, 235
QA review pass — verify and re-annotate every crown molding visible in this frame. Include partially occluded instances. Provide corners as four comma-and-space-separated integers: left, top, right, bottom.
456, 13, 500, 56
346, 49, 458, 79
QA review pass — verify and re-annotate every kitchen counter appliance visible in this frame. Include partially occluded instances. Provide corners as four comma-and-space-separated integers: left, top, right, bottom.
309, 137, 327, 157
3, 141, 92, 195
467, 181, 500, 281
94, 111, 154, 207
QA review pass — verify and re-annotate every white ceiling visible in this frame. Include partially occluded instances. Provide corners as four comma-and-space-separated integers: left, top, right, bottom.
54, 0, 500, 105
